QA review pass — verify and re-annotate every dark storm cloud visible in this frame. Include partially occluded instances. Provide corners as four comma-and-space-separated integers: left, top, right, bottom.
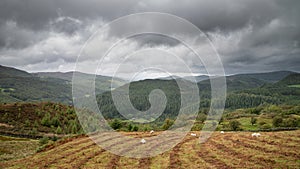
0, 0, 299, 74
0, 0, 283, 41
0, 0, 139, 30
0, 0, 140, 49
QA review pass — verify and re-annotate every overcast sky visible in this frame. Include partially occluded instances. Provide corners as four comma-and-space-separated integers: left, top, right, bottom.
0, 0, 299, 78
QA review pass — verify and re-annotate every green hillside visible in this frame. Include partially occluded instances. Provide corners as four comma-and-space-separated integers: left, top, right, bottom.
276, 73, 300, 85
97, 79, 181, 122
0, 102, 82, 138
233, 71, 293, 83
0, 65, 299, 132
236, 73, 300, 107
0, 76, 72, 104
0, 65, 32, 78
34, 71, 126, 93
0, 66, 126, 104
0, 71, 299, 137
97, 72, 300, 121
198, 75, 267, 92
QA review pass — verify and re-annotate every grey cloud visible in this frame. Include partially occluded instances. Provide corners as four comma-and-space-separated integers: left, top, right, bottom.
0, 21, 47, 49
0, 0, 299, 75
137, 0, 280, 32
50, 17, 83, 36
0, 0, 139, 30
129, 34, 180, 47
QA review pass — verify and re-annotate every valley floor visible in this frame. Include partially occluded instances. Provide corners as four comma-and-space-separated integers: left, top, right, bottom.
1, 130, 299, 169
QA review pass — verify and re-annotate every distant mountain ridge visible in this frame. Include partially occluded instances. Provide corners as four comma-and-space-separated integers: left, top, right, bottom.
157, 71, 294, 83
34, 71, 126, 92
197, 75, 266, 92
0, 65, 297, 105
0, 65, 32, 78
276, 73, 300, 85
0, 65, 126, 104
229, 71, 294, 83
33, 71, 124, 82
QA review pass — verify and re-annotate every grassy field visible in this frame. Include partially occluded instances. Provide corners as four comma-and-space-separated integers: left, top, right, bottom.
289, 84, 300, 88
0, 136, 38, 162
0, 130, 299, 169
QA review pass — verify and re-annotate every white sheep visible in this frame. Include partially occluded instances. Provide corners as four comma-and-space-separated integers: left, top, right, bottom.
150, 130, 154, 134
251, 133, 261, 137
220, 131, 225, 134
141, 138, 146, 144
191, 133, 197, 136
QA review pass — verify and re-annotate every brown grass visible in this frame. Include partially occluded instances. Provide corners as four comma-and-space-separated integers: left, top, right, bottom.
1, 130, 300, 169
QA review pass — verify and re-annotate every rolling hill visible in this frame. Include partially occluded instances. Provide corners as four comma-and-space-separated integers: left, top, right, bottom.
0, 102, 82, 138
97, 71, 300, 119
0, 65, 299, 112
0, 65, 32, 78
234, 73, 300, 106
197, 75, 267, 92
97, 79, 182, 121
229, 71, 294, 83
276, 73, 300, 86
0, 65, 72, 104
158, 75, 210, 82
0, 65, 126, 104
34, 71, 126, 92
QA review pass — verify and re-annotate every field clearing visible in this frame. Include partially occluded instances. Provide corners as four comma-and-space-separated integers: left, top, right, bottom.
289, 84, 300, 88
1, 130, 299, 169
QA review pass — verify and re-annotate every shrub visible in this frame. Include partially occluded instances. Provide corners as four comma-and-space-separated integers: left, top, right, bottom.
29, 128, 38, 136
71, 124, 78, 134
143, 126, 149, 131
219, 117, 224, 124
127, 123, 133, 131
191, 123, 203, 131
284, 118, 299, 127
249, 107, 262, 115
41, 113, 51, 127
250, 117, 257, 125
66, 108, 75, 115
34, 120, 39, 127
258, 121, 266, 126
24, 119, 31, 127
162, 118, 174, 130
56, 126, 62, 134
110, 119, 122, 130
35, 109, 42, 116
229, 120, 241, 131
51, 136, 58, 141
212, 121, 217, 127
39, 136, 49, 145
197, 113, 207, 123
273, 116, 283, 127
132, 125, 139, 131
260, 124, 272, 130
51, 116, 60, 127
